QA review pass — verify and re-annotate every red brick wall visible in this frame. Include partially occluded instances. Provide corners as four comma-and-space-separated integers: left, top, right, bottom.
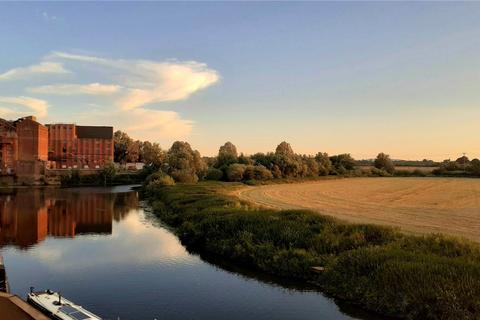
16, 119, 48, 162
47, 124, 113, 169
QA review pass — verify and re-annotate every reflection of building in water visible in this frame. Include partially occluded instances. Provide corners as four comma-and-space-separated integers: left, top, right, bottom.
0, 190, 138, 248
0, 191, 47, 248
47, 195, 113, 237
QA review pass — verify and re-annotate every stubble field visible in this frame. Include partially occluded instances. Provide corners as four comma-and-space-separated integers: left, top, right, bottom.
234, 177, 480, 242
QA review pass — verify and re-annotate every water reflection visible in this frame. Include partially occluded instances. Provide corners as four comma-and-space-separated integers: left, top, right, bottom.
0, 188, 138, 248
0, 187, 369, 320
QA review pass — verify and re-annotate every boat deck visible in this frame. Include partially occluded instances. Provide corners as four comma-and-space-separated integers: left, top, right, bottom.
28, 291, 101, 320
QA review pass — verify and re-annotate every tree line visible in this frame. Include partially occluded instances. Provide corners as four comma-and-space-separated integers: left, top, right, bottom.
114, 130, 480, 186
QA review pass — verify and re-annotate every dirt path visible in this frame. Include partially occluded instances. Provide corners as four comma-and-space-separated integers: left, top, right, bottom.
234, 178, 480, 242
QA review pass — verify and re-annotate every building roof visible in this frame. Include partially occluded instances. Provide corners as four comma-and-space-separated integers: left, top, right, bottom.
76, 126, 113, 139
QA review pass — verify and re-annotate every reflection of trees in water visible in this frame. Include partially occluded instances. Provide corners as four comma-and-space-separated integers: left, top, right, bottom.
0, 188, 139, 248
113, 192, 138, 222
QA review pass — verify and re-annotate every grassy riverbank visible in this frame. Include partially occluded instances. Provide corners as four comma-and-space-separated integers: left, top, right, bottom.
143, 182, 480, 319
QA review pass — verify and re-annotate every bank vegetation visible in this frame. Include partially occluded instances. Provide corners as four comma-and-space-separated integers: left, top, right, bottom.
143, 182, 480, 320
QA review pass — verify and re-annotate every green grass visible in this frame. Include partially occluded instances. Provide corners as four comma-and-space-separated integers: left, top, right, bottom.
143, 182, 480, 319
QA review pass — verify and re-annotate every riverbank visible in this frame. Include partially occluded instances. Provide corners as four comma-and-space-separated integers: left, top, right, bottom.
143, 182, 480, 319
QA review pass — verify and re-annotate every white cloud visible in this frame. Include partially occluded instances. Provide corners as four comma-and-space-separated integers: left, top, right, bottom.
0, 62, 69, 81
50, 51, 220, 110
71, 107, 193, 143
29, 83, 121, 95
0, 96, 49, 119
0, 51, 220, 142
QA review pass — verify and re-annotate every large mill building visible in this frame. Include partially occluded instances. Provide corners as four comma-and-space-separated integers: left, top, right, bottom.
0, 116, 113, 182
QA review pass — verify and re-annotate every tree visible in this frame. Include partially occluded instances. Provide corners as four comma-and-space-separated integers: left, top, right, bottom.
374, 153, 395, 174
238, 153, 254, 165
205, 167, 223, 180
113, 131, 139, 163
216, 142, 238, 168
166, 141, 207, 182
99, 162, 117, 185
303, 157, 320, 177
226, 164, 246, 182
456, 156, 470, 171
275, 141, 294, 156
468, 159, 480, 176
315, 152, 332, 176
330, 154, 356, 171
140, 141, 165, 169
273, 141, 302, 177
243, 165, 273, 181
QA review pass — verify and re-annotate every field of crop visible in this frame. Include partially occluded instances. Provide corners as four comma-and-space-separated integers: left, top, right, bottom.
235, 177, 480, 242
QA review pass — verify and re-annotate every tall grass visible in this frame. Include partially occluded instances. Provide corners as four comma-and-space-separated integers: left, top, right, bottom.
143, 182, 480, 319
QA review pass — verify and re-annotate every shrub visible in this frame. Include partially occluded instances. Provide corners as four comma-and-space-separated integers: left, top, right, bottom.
243, 165, 273, 181
374, 152, 395, 174
370, 167, 392, 177
171, 169, 199, 183
205, 167, 223, 181
226, 164, 246, 182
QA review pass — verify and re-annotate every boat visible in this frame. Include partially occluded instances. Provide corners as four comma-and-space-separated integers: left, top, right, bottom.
27, 288, 102, 320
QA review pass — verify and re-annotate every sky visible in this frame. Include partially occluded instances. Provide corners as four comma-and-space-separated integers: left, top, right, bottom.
0, 2, 479, 160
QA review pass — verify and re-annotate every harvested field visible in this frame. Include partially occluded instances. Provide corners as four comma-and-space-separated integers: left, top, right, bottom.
234, 177, 480, 242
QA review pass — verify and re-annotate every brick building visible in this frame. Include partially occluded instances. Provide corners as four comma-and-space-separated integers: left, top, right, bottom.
0, 119, 17, 175
0, 116, 48, 179
14, 117, 49, 180
15, 117, 48, 162
0, 116, 114, 182
47, 124, 114, 169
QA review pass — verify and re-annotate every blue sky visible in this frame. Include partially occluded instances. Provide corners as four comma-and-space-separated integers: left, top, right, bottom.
1, 2, 479, 160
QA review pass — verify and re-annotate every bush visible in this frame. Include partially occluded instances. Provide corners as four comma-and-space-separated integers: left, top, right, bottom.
171, 169, 199, 183
205, 167, 223, 181
370, 167, 392, 177
243, 165, 273, 181
146, 172, 175, 186
226, 164, 246, 182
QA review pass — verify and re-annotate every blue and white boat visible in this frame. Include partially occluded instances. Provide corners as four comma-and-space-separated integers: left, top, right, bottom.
27, 288, 102, 320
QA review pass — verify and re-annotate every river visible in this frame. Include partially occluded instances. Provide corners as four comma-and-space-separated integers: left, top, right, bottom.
0, 186, 377, 320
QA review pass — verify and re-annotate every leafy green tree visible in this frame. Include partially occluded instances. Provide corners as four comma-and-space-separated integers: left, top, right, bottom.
140, 141, 165, 169
243, 165, 273, 181
468, 159, 480, 176
374, 152, 395, 174
238, 153, 254, 165
99, 162, 117, 185
274, 142, 302, 177
215, 142, 238, 168
226, 164, 246, 182
275, 141, 295, 156
315, 152, 332, 176
303, 157, 320, 177
166, 141, 207, 182
113, 131, 139, 163
330, 154, 356, 172
205, 167, 223, 180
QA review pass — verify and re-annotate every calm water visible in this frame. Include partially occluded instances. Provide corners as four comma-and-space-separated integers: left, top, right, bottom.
0, 186, 373, 320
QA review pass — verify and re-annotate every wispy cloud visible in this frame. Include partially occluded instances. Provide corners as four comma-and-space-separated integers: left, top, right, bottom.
49, 51, 220, 110
0, 96, 49, 118
29, 83, 121, 95
0, 62, 69, 81
0, 51, 220, 144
